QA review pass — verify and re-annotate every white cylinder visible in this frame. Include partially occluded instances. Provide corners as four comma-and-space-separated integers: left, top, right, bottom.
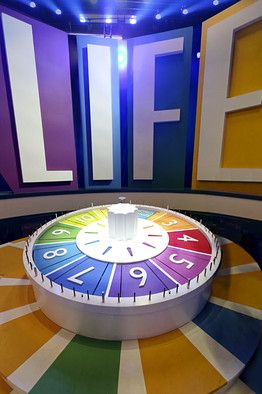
108, 203, 138, 241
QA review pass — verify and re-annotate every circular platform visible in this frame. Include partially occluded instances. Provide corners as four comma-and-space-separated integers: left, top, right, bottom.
0, 236, 261, 393
23, 205, 221, 339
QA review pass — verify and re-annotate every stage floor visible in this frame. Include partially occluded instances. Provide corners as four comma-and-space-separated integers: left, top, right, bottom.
0, 236, 261, 393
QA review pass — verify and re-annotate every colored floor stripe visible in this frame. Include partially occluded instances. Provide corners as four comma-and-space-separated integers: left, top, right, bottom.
193, 302, 261, 365
139, 330, 227, 394
0, 376, 12, 394
0, 286, 35, 312
12, 237, 28, 243
217, 262, 260, 276
7, 329, 75, 393
0, 246, 27, 279
0, 310, 61, 377
0, 278, 31, 286
0, 243, 12, 249
0, 302, 40, 325
118, 340, 146, 394
218, 237, 232, 246
10, 241, 26, 250
226, 379, 255, 393
30, 335, 121, 394
180, 321, 244, 381
212, 271, 262, 310
220, 242, 254, 269
240, 336, 262, 394
210, 296, 262, 320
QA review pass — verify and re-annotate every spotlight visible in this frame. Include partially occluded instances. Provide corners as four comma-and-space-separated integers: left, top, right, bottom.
79, 15, 86, 23
29, 1, 36, 8
182, 8, 189, 15
105, 17, 112, 24
197, 52, 200, 59
155, 13, 161, 20
213, 0, 219, 5
55, 9, 62, 15
129, 15, 137, 24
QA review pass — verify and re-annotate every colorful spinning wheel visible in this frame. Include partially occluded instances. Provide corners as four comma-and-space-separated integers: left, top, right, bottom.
24, 205, 221, 339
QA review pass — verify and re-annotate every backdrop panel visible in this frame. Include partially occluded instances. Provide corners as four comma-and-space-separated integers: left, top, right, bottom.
127, 28, 193, 189
77, 35, 121, 190
0, 5, 78, 193
192, 0, 262, 194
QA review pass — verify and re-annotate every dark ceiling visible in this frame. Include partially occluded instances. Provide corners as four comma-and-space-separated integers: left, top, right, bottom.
0, 0, 240, 37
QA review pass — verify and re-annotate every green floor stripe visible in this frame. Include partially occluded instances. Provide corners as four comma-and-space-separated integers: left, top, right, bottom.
30, 335, 121, 394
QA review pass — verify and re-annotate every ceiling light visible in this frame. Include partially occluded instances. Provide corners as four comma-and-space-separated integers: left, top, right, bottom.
55, 9, 62, 15
182, 8, 189, 15
105, 17, 112, 24
155, 13, 161, 20
79, 15, 86, 23
29, 1, 36, 8
213, 0, 219, 5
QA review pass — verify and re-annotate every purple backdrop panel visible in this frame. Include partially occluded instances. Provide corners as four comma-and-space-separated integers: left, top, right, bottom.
153, 246, 211, 280
109, 261, 177, 297
0, 5, 77, 192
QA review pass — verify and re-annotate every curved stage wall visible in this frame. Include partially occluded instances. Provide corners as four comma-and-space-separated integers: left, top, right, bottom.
0, 192, 261, 221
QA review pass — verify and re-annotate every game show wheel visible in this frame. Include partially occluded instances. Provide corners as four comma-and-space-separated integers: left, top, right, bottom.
30, 205, 217, 302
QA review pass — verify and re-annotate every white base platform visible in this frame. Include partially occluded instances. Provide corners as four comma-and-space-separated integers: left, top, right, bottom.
32, 278, 213, 340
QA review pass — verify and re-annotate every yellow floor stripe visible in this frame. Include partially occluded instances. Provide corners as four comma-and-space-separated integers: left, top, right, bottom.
12, 237, 28, 243
0, 246, 26, 279
139, 329, 226, 394
212, 271, 262, 310
220, 242, 254, 269
0, 286, 35, 312
0, 310, 61, 377
0, 376, 12, 394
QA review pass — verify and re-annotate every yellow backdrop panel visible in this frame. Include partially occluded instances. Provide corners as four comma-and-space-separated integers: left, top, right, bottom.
192, 0, 262, 195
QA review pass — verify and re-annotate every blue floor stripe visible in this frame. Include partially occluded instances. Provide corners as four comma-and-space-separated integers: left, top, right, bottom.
193, 302, 262, 364
240, 336, 262, 393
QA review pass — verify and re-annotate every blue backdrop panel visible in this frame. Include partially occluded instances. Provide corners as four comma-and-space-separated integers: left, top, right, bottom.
127, 27, 193, 189
77, 35, 121, 189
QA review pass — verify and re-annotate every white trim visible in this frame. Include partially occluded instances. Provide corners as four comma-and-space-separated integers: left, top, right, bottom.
0, 278, 31, 286
105, 263, 117, 297
224, 378, 255, 394
218, 237, 232, 246
10, 241, 26, 249
117, 340, 146, 394
217, 263, 260, 276
210, 296, 262, 320
0, 302, 40, 325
